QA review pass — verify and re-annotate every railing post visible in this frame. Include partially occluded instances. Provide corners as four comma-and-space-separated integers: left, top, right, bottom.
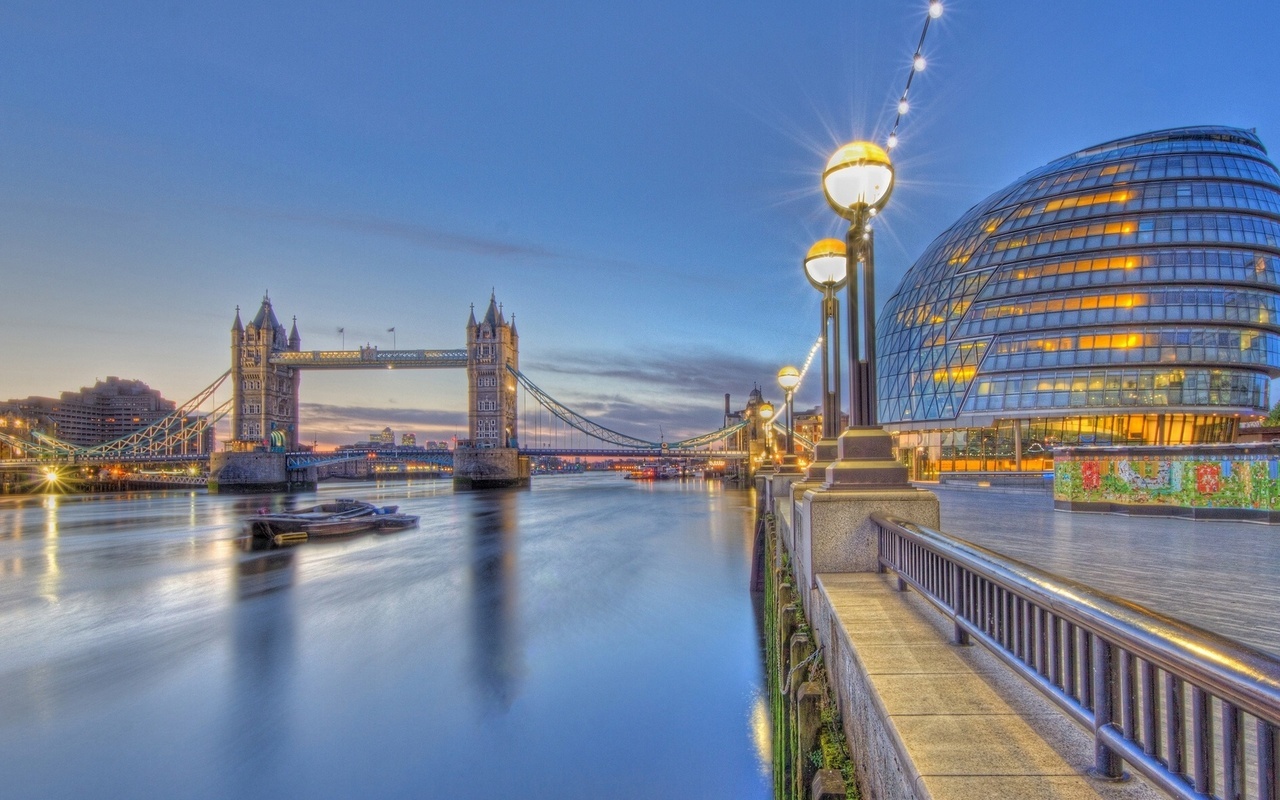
1091, 636, 1124, 780
1193, 686, 1213, 796
948, 561, 968, 645
1223, 701, 1243, 800
1260, 720, 1278, 800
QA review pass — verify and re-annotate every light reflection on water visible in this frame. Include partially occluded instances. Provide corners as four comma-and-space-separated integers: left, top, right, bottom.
0, 475, 770, 799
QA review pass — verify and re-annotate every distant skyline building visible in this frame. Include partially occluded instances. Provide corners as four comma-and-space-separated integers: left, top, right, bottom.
876, 125, 1280, 477
1, 377, 181, 448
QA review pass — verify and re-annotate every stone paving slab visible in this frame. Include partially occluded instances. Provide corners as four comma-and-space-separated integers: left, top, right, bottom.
815, 572, 1165, 800
920, 775, 1159, 800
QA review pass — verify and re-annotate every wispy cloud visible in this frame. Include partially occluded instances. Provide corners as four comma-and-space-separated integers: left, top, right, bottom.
524, 348, 779, 396
220, 204, 740, 288
229, 207, 564, 260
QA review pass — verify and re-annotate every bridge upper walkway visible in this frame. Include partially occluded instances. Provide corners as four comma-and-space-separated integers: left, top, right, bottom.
270, 348, 468, 369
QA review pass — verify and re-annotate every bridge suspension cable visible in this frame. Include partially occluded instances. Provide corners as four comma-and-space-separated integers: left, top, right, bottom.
30, 371, 233, 459
508, 366, 750, 451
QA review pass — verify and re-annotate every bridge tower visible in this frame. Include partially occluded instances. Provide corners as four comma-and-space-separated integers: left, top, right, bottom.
455, 293, 529, 489
466, 292, 519, 448
229, 294, 301, 451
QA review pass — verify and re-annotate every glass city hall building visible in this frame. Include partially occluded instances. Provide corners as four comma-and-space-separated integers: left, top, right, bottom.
877, 126, 1280, 478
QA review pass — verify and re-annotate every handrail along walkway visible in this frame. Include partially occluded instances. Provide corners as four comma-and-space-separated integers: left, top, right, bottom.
872, 512, 1280, 800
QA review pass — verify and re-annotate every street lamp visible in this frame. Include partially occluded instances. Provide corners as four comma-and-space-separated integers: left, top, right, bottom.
804, 238, 848, 440
823, 140, 893, 427
819, 140, 908, 489
776, 365, 800, 458
759, 402, 775, 465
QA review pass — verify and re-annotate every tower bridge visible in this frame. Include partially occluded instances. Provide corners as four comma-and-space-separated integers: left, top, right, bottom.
1, 292, 754, 491
222, 292, 753, 491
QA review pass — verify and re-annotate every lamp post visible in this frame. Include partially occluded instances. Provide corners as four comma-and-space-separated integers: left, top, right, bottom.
776, 366, 803, 476
759, 402, 775, 464
804, 239, 848, 439
820, 140, 908, 488
823, 141, 893, 426
801, 238, 848, 482
773, 366, 793, 453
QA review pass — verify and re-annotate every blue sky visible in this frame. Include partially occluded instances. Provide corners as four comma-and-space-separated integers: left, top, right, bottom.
3, 1, 1278, 446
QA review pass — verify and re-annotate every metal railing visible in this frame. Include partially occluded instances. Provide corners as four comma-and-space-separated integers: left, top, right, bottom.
872, 513, 1280, 800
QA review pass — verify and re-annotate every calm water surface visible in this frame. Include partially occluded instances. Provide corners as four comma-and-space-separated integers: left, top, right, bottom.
934, 487, 1280, 658
0, 474, 771, 799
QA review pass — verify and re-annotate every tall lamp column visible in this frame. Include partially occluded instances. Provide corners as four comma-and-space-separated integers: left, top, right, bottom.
776, 366, 801, 474
821, 141, 909, 488
802, 239, 848, 481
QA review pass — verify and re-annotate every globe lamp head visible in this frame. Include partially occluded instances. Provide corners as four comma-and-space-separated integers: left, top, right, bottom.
804, 238, 848, 290
777, 366, 801, 392
822, 141, 894, 219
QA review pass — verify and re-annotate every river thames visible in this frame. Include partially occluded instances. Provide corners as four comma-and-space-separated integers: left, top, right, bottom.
0, 474, 772, 799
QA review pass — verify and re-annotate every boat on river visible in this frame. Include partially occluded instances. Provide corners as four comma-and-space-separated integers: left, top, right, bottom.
247, 499, 418, 544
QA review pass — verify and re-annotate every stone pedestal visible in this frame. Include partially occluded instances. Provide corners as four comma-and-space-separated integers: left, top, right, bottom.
805, 438, 841, 483
824, 427, 908, 488
798, 486, 939, 590
453, 446, 530, 490
790, 425, 939, 591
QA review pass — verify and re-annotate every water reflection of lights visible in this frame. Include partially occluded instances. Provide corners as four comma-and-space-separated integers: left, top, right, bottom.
41, 494, 60, 601
750, 694, 773, 777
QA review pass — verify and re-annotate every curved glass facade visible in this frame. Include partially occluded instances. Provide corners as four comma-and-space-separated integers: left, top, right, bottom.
876, 126, 1280, 473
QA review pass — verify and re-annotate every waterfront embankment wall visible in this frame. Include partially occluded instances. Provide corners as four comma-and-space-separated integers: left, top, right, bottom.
759, 474, 1163, 800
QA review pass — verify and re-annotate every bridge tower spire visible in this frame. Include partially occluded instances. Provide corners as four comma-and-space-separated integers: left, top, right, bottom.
467, 292, 519, 448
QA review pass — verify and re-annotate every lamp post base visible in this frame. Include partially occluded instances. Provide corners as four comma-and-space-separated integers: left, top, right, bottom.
803, 437, 841, 482
823, 427, 909, 489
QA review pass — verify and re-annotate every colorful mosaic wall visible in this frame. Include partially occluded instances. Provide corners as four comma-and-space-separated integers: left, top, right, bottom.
1054, 446, 1280, 511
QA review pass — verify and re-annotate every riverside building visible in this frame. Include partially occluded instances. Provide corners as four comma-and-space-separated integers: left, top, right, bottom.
2, 377, 180, 448
876, 126, 1280, 479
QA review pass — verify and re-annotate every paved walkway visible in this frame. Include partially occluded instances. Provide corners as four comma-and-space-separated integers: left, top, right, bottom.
819, 572, 1165, 800
928, 485, 1280, 657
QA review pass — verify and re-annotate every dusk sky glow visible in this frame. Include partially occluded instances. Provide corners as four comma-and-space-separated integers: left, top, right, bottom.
3, 1, 1278, 446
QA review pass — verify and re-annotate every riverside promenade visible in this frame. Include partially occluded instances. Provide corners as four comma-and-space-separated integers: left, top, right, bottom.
767, 479, 1280, 800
